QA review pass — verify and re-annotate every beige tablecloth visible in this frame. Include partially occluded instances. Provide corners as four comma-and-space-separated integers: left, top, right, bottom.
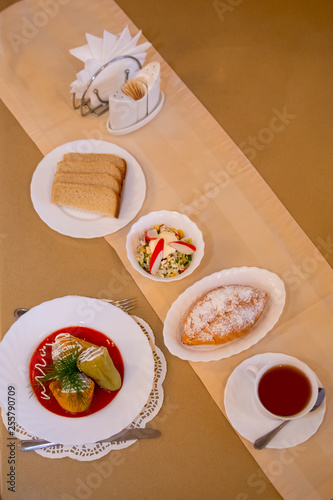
0, 0, 332, 499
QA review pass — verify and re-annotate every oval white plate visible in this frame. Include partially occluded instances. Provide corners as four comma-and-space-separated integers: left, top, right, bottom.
224, 353, 325, 448
30, 140, 146, 238
0, 296, 154, 445
163, 267, 286, 361
126, 210, 204, 282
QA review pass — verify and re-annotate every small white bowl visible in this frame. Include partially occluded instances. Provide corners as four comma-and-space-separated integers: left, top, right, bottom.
126, 210, 205, 282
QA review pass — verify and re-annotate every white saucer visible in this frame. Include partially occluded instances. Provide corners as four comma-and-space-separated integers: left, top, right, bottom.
224, 353, 326, 449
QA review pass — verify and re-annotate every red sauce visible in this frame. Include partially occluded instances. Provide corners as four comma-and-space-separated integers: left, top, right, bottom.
258, 365, 312, 417
29, 326, 124, 418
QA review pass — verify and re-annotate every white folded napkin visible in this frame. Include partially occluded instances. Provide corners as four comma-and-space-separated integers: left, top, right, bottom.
70, 27, 151, 108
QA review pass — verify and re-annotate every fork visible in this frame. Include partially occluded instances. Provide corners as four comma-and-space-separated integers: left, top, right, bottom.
101, 297, 135, 312
14, 297, 136, 320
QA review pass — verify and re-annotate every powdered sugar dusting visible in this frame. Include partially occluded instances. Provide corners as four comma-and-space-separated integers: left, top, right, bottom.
182, 285, 269, 345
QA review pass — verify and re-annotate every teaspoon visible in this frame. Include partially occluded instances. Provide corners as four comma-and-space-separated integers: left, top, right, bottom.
253, 387, 326, 450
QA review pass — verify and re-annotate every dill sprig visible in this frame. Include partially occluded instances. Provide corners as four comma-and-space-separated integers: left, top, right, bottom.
34, 345, 91, 408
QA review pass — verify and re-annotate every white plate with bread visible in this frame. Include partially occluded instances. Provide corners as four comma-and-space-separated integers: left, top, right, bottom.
30, 140, 146, 238
163, 267, 286, 361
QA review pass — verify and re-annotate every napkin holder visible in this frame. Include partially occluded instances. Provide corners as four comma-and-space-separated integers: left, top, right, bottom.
108, 84, 148, 130
72, 54, 142, 117
134, 62, 161, 114
107, 62, 164, 135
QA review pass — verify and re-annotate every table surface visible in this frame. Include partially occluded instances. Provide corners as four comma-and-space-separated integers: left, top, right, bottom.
0, 1, 332, 499
117, 0, 333, 272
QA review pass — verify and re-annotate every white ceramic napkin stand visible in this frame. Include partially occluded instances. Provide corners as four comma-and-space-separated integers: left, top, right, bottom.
72, 57, 164, 134
107, 62, 164, 135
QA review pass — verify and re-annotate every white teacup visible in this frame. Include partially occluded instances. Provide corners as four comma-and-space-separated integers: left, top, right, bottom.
247, 357, 318, 420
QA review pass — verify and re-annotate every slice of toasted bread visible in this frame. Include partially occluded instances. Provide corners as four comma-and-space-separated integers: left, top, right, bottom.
63, 153, 127, 177
51, 182, 119, 218
57, 160, 124, 183
53, 171, 121, 194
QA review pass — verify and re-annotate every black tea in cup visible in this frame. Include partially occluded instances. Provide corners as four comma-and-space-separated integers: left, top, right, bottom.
258, 364, 312, 417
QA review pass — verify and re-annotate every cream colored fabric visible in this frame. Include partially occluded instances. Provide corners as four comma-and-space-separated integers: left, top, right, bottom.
0, 0, 332, 498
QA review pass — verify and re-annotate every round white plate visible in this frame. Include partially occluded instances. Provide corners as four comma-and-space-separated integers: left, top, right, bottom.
224, 353, 326, 448
107, 92, 164, 135
126, 210, 204, 282
30, 140, 146, 238
163, 267, 286, 361
0, 296, 154, 445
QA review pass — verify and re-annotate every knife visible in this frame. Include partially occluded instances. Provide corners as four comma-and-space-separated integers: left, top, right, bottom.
18, 427, 161, 451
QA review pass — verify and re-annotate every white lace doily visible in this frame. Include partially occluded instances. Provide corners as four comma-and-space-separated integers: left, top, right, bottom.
1, 317, 166, 461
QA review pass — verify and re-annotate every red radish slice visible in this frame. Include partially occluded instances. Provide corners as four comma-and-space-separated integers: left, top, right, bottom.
145, 228, 158, 241
169, 241, 196, 254
150, 238, 164, 274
